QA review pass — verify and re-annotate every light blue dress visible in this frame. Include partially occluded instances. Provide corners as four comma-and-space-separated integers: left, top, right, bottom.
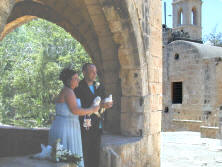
48, 98, 84, 167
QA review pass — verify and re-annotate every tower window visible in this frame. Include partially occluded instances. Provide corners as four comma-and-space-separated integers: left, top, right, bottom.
172, 82, 183, 104
178, 8, 183, 25
191, 7, 197, 25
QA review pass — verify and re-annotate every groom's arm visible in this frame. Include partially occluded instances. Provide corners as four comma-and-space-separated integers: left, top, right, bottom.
97, 84, 113, 109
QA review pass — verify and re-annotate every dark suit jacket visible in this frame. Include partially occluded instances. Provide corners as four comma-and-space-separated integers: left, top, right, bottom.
74, 79, 105, 132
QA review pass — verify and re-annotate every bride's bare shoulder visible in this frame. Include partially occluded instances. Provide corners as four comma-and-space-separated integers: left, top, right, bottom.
63, 87, 75, 97
54, 88, 69, 103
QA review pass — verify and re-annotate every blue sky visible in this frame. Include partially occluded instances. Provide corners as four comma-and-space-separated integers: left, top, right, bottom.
162, 0, 222, 39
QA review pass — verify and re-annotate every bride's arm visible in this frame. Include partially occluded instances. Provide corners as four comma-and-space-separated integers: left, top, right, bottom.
64, 89, 99, 116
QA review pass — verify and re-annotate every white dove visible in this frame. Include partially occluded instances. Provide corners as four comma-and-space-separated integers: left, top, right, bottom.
100, 94, 113, 115
92, 96, 101, 117
31, 144, 52, 160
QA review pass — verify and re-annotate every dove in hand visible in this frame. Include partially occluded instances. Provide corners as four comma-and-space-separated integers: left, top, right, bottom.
92, 96, 101, 117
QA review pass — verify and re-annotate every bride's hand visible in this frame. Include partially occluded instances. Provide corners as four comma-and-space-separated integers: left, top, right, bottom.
91, 105, 100, 113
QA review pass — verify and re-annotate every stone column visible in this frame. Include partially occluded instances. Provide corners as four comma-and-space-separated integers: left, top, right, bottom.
219, 109, 222, 145
0, 0, 15, 36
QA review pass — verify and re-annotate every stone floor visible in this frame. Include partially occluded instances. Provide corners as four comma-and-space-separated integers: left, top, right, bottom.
0, 156, 77, 167
161, 131, 222, 167
1, 131, 222, 167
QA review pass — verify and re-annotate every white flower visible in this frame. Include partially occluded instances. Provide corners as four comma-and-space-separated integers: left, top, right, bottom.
51, 138, 82, 164
95, 82, 100, 89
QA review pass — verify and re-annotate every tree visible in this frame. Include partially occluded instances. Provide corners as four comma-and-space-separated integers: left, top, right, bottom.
0, 18, 92, 127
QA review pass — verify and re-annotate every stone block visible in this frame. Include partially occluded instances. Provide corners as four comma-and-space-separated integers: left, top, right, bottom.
0, 156, 77, 167
103, 82, 121, 96
84, 0, 99, 5
149, 82, 162, 95
200, 126, 219, 139
94, 24, 111, 37
0, 16, 7, 34
87, 4, 103, 15
109, 21, 122, 32
120, 112, 144, 136
102, 59, 119, 71
0, 126, 48, 157
172, 119, 202, 131
117, 48, 133, 67
146, 111, 161, 135
100, 134, 152, 167
62, 8, 82, 25
148, 68, 162, 83
148, 94, 162, 111
121, 95, 149, 113
103, 71, 119, 85
101, 6, 119, 22
120, 67, 148, 96
54, 0, 69, 13
112, 32, 123, 44
147, 133, 160, 167
0, 0, 15, 15
91, 14, 107, 27
99, 36, 117, 60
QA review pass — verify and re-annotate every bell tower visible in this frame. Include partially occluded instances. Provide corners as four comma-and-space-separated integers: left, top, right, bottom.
172, 0, 202, 41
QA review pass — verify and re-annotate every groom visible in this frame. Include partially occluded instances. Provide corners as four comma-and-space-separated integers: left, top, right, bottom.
74, 63, 112, 167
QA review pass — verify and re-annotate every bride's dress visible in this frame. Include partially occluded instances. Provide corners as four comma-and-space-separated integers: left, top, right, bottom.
48, 98, 84, 167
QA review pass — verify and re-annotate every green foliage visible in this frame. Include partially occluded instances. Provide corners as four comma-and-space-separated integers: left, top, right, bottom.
0, 18, 92, 127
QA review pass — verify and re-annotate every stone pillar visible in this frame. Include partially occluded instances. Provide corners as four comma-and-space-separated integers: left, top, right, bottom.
120, 67, 148, 136
219, 110, 222, 145
0, 0, 15, 35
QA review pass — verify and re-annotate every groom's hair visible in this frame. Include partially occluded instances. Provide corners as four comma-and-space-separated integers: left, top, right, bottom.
82, 63, 95, 72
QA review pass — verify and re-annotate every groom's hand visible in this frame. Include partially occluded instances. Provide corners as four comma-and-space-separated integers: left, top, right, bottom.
101, 101, 113, 109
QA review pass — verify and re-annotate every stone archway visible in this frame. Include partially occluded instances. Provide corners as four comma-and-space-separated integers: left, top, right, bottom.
0, 0, 162, 166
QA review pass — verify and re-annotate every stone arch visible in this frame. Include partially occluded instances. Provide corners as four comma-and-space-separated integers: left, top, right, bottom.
0, 0, 148, 136
178, 8, 183, 25
1, 1, 103, 73
191, 7, 197, 25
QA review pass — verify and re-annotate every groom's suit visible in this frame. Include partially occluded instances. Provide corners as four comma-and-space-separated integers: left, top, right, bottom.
74, 79, 105, 167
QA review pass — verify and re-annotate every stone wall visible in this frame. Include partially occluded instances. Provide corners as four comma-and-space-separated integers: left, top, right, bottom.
216, 62, 222, 113
162, 40, 222, 133
0, 126, 48, 157
163, 40, 203, 131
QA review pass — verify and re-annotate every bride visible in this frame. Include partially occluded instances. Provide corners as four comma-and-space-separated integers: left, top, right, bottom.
48, 68, 100, 167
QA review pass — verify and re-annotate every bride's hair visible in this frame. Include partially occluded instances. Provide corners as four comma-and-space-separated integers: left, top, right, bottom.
59, 68, 77, 87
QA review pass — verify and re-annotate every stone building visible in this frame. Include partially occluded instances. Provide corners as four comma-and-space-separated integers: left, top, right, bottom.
162, 0, 222, 139
0, 0, 162, 167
